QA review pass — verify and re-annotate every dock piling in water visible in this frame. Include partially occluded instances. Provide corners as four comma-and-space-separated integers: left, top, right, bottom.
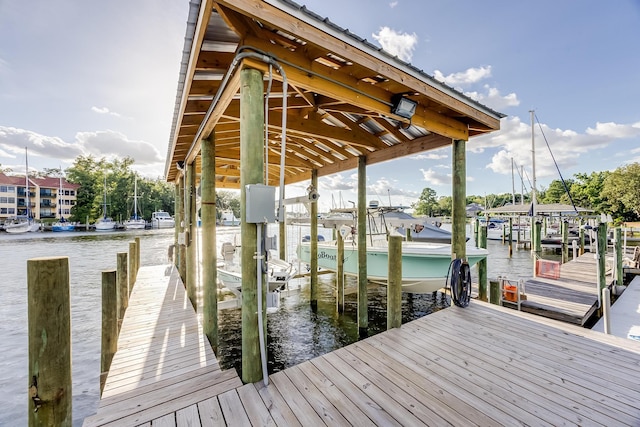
27, 256, 72, 426
100, 269, 117, 395
116, 252, 128, 330
387, 235, 402, 329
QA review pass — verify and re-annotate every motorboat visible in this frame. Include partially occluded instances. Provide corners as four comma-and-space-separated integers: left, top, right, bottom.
219, 210, 240, 226
51, 217, 75, 232
297, 233, 487, 294
217, 242, 295, 294
151, 211, 175, 228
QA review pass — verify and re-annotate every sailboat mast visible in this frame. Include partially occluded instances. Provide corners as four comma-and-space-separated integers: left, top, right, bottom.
25, 147, 30, 219
511, 157, 515, 205
530, 110, 537, 218
520, 165, 525, 205
103, 176, 108, 219
134, 177, 138, 219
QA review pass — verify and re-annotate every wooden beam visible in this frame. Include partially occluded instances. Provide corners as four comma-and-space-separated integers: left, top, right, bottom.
216, 0, 500, 130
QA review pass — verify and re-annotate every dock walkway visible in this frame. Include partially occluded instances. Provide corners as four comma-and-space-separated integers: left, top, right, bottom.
519, 252, 611, 324
593, 275, 640, 340
86, 264, 640, 426
83, 265, 242, 426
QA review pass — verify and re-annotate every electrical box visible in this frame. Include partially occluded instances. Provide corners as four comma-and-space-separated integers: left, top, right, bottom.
245, 184, 276, 223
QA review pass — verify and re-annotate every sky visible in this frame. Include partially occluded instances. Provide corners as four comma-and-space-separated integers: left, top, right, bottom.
1, 0, 639, 211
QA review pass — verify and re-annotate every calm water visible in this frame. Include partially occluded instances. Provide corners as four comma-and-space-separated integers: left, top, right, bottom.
0, 225, 542, 425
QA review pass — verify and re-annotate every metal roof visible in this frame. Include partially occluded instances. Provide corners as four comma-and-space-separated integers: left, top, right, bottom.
164, 0, 506, 187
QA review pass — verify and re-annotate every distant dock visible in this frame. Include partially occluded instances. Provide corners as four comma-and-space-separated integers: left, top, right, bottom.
84, 264, 640, 425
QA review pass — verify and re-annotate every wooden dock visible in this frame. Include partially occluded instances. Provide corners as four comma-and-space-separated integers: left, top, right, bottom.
84, 263, 640, 426
518, 252, 612, 325
83, 265, 242, 426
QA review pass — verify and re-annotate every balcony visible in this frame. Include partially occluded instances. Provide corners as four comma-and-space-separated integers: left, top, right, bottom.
40, 202, 56, 208
40, 190, 56, 198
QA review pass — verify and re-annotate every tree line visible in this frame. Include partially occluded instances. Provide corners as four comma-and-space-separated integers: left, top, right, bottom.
412, 162, 640, 224
2, 155, 245, 224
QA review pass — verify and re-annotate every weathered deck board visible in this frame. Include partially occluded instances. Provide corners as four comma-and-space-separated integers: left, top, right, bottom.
83, 265, 242, 427
86, 264, 640, 426
519, 252, 612, 324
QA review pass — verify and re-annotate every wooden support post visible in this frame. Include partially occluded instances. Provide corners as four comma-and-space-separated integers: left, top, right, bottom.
279, 220, 286, 261
615, 227, 623, 285
116, 252, 128, 330
387, 235, 402, 329
478, 225, 488, 301
240, 67, 265, 384
602, 287, 611, 334
489, 279, 500, 305
187, 161, 197, 310
175, 177, 183, 270
357, 155, 368, 337
28, 257, 72, 426
405, 226, 412, 242
451, 139, 466, 260
201, 136, 218, 351
100, 269, 117, 395
336, 229, 345, 314
134, 236, 141, 280
128, 242, 136, 295
310, 169, 318, 311
508, 217, 513, 257
474, 217, 479, 247
561, 220, 569, 264
579, 218, 585, 255
532, 220, 542, 276
597, 223, 607, 293
177, 176, 187, 281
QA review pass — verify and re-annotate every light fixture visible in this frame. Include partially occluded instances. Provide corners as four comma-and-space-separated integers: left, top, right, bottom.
391, 94, 417, 120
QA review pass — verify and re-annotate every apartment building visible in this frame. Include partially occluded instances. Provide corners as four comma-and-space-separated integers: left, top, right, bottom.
0, 173, 80, 221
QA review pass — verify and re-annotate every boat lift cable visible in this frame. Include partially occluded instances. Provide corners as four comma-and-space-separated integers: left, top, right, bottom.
534, 113, 578, 213
445, 258, 471, 308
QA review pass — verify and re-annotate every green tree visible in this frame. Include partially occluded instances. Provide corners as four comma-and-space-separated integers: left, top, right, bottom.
602, 163, 640, 222
570, 171, 610, 213
0, 164, 12, 174
538, 179, 574, 204
413, 187, 438, 216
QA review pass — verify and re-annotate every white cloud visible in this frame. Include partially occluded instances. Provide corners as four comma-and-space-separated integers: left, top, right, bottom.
372, 26, 418, 62
0, 126, 163, 175
91, 106, 122, 118
410, 152, 448, 160
434, 66, 492, 86
389, 1, 398, 7
0, 126, 84, 161
369, 177, 418, 199
464, 85, 520, 110
319, 173, 354, 192
474, 116, 640, 180
76, 130, 162, 164
419, 168, 449, 186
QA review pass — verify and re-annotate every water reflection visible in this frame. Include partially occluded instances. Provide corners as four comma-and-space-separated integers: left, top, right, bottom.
216, 274, 450, 377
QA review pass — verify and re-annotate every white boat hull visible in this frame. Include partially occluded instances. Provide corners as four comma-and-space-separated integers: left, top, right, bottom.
4, 221, 30, 234
298, 240, 487, 294
125, 219, 146, 230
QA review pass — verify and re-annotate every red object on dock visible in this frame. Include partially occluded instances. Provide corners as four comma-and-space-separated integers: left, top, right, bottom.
536, 259, 561, 279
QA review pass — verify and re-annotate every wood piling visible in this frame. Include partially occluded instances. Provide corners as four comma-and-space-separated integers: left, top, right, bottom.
336, 229, 345, 313
240, 67, 265, 384
27, 256, 72, 426
489, 279, 500, 305
561, 220, 568, 263
478, 225, 488, 301
310, 169, 318, 311
116, 252, 128, 330
134, 236, 141, 281
187, 161, 197, 310
100, 269, 117, 395
451, 139, 466, 260
508, 217, 513, 257
357, 155, 368, 337
201, 136, 218, 351
387, 235, 402, 329
128, 242, 136, 295
614, 227, 623, 285
597, 223, 607, 293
